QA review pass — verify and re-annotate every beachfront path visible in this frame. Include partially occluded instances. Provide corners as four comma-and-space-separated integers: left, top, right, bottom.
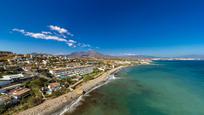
17, 66, 125, 115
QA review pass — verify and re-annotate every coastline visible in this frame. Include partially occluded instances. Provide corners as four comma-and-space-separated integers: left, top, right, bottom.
17, 65, 129, 115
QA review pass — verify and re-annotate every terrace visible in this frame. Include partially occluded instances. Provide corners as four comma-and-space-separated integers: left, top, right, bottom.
8, 87, 31, 99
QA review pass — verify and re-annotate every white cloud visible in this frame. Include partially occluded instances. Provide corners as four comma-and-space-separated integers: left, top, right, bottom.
66, 39, 77, 47
68, 39, 76, 43
12, 25, 92, 48
41, 31, 52, 35
12, 28, 25, 33
12, 28, 67, 42
77, 43, 91, 48
49, 25, 73, 36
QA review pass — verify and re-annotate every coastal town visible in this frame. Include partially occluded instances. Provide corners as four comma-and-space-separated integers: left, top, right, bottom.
0, 51, 151, 115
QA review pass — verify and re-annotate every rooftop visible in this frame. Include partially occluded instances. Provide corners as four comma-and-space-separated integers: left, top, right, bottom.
48, 82, 60, 89
9, 88, 30, 96
0, 74, 24, 81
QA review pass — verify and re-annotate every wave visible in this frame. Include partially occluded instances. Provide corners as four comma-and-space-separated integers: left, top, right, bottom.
58, 74, 116, 115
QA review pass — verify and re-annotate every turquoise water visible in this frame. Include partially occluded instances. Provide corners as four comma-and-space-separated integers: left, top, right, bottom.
67, 61, 204, 115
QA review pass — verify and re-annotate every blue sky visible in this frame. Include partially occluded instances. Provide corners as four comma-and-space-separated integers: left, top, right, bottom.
0, 0, 204, 56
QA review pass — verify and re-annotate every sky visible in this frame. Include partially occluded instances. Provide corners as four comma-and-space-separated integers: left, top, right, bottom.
0, 0, 204, 56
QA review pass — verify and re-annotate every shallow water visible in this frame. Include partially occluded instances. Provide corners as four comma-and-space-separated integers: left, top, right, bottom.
66, 61, 204, 115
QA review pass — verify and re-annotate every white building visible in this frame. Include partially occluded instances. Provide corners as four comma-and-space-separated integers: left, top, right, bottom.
0, 74, 25, 81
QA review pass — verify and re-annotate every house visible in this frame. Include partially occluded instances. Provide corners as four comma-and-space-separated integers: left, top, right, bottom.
47, 82, 61, 95
0, 74, 25, 81
8, 87, 31, 99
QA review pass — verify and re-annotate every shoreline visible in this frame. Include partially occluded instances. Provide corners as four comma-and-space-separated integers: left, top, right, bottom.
17, 65, 129, 115
56, 74, 112, 115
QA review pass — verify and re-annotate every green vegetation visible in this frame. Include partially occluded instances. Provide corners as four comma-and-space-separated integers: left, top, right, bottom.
0, 105, 7, 114
4, 96, 43, 115
59, 77, 73, 88
83, 74, 94, 82
46, 78, 71, 98
37, 69, 54, 78
0, 67, 23, 78
24, 77, 49, 102
25, 77, 48, 88
83, 68, 102, 82
49, 87, 69, 98
3, 78, 49, 115
0, 50, 132, 115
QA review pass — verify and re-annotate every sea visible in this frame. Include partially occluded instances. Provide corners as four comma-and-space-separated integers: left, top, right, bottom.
64, 61, 204, 115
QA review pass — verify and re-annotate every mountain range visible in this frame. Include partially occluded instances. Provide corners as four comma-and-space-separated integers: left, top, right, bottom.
67, 51, 109, 58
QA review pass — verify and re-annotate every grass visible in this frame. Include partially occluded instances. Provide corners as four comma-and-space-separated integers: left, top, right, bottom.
83, 68, 102, 82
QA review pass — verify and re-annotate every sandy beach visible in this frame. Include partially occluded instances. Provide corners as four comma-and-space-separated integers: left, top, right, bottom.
17, 66, 127, 115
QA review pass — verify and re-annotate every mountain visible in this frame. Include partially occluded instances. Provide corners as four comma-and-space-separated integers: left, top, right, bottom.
67, 51, 155, 60
30, 52, 53, 56
68, 51, 108, 58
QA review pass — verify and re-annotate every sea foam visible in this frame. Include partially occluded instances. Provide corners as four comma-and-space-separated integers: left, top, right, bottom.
57, 74, 116, 115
